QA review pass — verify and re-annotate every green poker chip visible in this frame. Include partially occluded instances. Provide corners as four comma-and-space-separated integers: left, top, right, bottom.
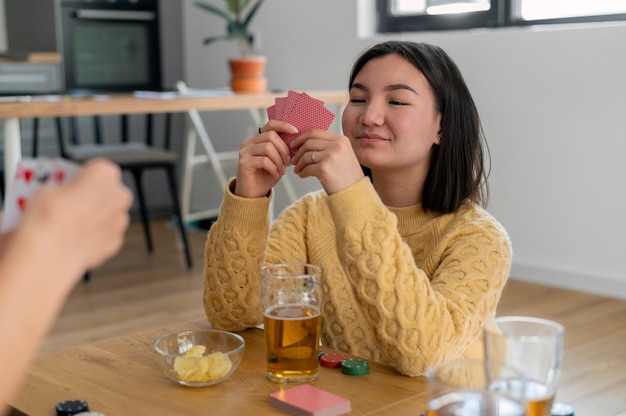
341, 358, 369, 375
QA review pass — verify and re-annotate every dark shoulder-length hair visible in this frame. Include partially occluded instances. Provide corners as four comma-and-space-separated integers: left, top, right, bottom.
349, 40, 490, 213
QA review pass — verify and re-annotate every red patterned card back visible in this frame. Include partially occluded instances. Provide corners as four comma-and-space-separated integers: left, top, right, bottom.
279, 92, 335, 157
269, 384, 351, 416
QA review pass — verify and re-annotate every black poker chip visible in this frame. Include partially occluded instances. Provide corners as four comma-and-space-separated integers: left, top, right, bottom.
55, 400, 89, 416
551, 402, 575, 416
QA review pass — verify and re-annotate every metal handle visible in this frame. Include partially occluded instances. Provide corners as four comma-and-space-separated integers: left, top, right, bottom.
75, 9, 156, 21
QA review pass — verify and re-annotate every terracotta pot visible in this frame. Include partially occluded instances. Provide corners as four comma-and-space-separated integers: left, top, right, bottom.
228, 56, 267, 93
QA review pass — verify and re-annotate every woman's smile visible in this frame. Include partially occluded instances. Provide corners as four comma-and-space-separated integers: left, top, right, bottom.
357, 132, 389, 143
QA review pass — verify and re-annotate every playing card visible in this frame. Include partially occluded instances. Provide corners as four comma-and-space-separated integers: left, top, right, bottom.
2, 158, 54, 231
267, 90, 336, 158
269, 384, 351, 416
1, 157, 81, 232
280, 93, 335, 158
267, 104, 276, 121
280, 90, 303, 122
52, 158, 81, 186
274, 96, 287, 120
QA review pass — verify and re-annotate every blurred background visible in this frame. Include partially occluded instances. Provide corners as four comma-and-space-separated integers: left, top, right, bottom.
0, 0, 624, 300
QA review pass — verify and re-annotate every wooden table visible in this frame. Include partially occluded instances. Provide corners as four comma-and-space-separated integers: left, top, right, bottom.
8, 320, 428, 415
0, 90, 348, 221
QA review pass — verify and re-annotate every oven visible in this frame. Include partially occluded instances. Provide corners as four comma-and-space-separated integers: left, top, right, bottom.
59, 0, 162, 93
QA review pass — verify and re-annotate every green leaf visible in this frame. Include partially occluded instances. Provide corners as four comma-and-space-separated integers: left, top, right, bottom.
243, 0, 264, 28
195, 0, 263, 57
194, 1, 233, 22
202, 34, 233, 46
227, 0, 251, 15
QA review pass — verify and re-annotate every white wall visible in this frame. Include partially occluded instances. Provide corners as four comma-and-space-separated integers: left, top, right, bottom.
182, 0, 626, 299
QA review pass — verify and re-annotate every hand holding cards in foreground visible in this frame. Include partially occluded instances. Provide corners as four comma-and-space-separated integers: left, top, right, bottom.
1, 157, 81, 232
2, 159, 133, 271
266, 90, 336, 158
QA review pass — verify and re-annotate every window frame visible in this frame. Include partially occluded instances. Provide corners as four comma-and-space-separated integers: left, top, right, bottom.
376, 0, 626, 33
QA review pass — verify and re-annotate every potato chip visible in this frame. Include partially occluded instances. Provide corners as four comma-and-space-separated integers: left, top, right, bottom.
198, 352, 233, 382
185, 345, 207, 357
173, 345, 233, 383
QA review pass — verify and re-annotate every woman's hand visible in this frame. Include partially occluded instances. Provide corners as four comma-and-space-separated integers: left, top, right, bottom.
234, 121, 297, 198
291, 129, 364, 195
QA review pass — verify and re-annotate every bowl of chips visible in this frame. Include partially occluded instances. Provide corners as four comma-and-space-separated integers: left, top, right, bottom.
153, 329, 245, 387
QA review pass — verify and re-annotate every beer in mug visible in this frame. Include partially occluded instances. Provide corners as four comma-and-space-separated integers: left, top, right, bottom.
261, 263, 323, 383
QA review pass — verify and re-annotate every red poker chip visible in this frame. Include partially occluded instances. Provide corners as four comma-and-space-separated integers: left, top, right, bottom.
320, 353, 348, 368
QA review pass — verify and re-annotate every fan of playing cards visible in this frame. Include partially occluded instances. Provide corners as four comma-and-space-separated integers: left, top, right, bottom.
267, 90, 336, 158
1, 158, 80, 232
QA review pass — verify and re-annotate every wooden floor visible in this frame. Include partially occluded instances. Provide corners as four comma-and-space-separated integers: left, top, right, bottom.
41, 220, 626, 415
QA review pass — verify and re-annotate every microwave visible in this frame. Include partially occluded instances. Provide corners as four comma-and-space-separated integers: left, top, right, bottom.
59, 0, 162, 93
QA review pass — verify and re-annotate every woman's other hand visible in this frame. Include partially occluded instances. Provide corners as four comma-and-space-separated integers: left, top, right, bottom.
291, 129, 364, 195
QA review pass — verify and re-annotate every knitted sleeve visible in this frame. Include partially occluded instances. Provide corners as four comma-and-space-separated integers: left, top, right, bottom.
203, 181, 272, 331
326, 179, 511, 376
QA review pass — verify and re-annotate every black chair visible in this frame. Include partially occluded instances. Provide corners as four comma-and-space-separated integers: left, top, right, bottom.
51, 113, 193, 273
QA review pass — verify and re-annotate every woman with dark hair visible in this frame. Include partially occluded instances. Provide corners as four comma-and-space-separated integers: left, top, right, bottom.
203, 40, 511, 376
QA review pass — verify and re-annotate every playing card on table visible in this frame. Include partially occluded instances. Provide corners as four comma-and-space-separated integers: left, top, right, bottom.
266, 90, 336, 158
1, 157, 80, 232
269, 384, 351, 416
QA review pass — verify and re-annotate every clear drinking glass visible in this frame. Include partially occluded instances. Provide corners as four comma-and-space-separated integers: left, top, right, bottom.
426, 359, 527, 416
260, 263, 323, 384
483, 316, 564, 416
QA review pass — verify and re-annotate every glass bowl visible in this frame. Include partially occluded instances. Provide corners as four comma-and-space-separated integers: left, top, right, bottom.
154, 329, 245, 387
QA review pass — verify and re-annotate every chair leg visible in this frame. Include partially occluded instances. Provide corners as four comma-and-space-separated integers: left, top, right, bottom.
129, 169, 154, 253
165, 166, 193, 269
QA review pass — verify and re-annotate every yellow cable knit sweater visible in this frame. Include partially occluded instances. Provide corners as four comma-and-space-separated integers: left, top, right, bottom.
204, 177, 512, 376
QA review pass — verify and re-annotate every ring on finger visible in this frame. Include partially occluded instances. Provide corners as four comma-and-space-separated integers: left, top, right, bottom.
258, 127, 262, 134
311, 151, 317, 163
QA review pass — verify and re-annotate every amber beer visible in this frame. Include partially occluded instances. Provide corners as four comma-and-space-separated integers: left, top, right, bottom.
490, 377, 554, 416
526, 396, 555, 416
261, 263, 323, 383
263, 304, 322, 383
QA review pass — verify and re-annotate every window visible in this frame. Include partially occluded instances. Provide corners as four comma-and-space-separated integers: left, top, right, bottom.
377, 0, 626, 32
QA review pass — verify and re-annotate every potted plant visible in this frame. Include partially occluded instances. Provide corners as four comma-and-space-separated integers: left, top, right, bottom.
195, 0, 267, 93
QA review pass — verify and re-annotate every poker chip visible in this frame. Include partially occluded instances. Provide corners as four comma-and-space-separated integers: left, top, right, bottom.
55, 400, 89, 416
320, 353, 347, 368
551, 402, 575, 416
341, 358, 370, 376
318, 350, 325, 360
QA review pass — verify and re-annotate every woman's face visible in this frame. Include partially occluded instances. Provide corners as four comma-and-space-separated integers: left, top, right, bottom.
342, 54, 442, 178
